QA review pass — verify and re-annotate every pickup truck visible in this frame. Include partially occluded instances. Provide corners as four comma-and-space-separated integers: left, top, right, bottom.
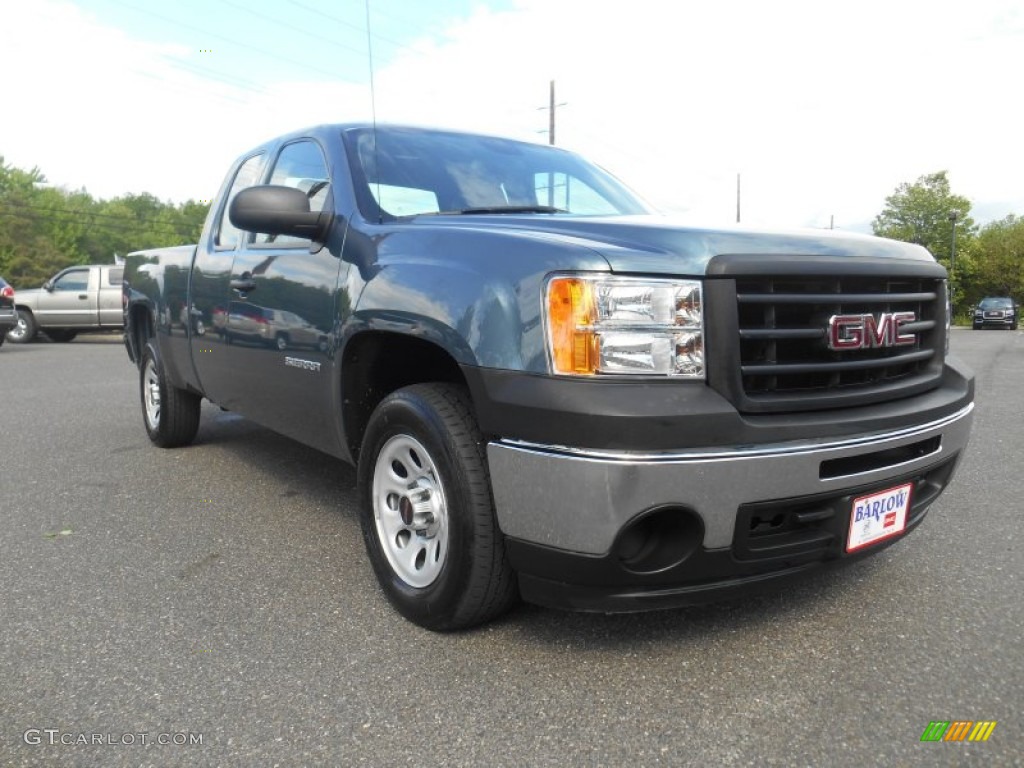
123, 124, 975, 630
6, 264, 124, 343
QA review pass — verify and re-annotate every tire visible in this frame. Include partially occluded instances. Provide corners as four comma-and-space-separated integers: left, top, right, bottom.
46, 329, 78, 343
7, 309, 36, 343
275, 333, 288, 351
0, 334, 5, 348
140, 340, 201, 448
357, 383, 516, 631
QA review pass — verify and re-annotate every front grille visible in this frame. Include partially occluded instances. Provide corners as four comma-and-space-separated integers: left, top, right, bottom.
725, 275, 945, 410
737, 275, 940, 392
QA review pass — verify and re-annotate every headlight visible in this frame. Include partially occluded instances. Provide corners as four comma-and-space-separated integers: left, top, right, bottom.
546, 275, 704, 377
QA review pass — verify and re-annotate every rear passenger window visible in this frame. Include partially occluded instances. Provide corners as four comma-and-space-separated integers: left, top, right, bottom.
216, 153, 265, 248
254, 140, 330, 245
107, 268, 123, 286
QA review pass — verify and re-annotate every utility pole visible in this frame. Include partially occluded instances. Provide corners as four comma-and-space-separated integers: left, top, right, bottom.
549, 80, 556, 145
949, 211, 958, 277
538, 81, 566, 145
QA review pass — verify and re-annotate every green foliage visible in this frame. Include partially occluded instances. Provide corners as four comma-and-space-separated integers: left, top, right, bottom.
873, 171, 978, 312
0, 156, 209, 288
873, 171, 976, 267
966, 215, 1024, 307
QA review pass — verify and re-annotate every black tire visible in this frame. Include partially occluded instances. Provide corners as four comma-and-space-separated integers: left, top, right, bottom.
46, 329, 78, 343
357, 383, 517, 631
7, 309, 36, 343
0, 334, 5, 348
275, 333, 288, 351
140, 340, 201, 448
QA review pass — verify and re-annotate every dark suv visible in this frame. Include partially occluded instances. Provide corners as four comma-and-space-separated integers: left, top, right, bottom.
973, 297, 1018, 330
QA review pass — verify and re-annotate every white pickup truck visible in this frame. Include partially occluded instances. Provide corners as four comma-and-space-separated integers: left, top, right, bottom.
5, 264, 124, 343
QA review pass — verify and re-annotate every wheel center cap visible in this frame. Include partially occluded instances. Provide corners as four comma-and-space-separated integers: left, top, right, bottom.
399, 496, 414, 525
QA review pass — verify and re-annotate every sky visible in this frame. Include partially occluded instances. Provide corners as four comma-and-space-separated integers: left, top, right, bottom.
2, 0, 1023, 233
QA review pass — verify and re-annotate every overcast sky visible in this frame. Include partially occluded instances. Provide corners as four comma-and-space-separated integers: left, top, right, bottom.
3, 0, 1022, 232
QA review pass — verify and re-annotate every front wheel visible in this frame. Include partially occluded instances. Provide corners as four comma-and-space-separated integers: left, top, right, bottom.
7, 309, 36, 343
140, 340, 201, 447
357, 383, 516, 631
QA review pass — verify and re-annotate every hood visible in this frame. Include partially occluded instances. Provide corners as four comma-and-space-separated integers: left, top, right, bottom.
412, 214, 936, 276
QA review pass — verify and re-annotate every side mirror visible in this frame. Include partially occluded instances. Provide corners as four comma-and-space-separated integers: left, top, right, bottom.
229, 185, 331, 242
43, 280, 54, 292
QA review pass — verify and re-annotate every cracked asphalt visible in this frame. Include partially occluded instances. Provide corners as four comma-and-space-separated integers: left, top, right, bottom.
0, 329, 1020, 767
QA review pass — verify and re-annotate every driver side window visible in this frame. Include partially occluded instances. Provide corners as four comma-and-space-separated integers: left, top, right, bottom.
216, 153, 265, 249
53, 270, 90, 291
254, 140, 331, 245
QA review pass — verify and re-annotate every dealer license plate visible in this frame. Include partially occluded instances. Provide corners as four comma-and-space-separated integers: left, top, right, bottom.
846, 482, 913, 553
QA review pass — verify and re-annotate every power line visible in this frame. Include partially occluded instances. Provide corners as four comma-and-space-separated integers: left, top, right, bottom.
0, 213, 197, 238
217, 0, 369, 59
1, 200, 206, 237
108, 0, 354, 80
285, 0, 436, 58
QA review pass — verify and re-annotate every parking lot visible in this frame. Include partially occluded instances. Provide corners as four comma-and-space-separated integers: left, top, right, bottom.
1, 329, 1021, 766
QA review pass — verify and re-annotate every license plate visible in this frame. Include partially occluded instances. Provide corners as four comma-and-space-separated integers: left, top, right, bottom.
846, 482, 913, 553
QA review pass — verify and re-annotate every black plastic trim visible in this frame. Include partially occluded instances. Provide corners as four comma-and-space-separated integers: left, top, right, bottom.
706, 253, 947, 278
462, 359, 972, 452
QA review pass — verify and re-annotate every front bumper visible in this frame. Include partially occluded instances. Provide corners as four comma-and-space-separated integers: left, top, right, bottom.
974, 315, 1015, 328
487, 402, 973, 612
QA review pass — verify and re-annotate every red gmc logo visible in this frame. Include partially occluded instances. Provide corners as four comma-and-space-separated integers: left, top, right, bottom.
827, 312, 917, 351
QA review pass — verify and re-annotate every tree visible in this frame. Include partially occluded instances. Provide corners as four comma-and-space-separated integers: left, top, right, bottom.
0, 156, 209, 287
873, 171, 976, 268
969, 215, 1024, 306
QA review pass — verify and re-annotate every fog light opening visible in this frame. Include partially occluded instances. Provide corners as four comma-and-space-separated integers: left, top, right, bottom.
613, 506, 703, 575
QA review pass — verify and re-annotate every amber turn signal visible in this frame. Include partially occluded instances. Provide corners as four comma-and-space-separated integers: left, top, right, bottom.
547, 277, 597, 374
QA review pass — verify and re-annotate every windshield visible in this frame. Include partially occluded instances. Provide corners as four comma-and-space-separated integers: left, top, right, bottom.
979, 298, 1013, 309
344, 126, 649, 220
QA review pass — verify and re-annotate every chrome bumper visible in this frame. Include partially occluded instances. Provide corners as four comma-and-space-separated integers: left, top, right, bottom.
487, 403, 974, 555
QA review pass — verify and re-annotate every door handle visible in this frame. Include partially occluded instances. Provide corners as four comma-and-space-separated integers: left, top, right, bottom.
230, 278, 257, 293
78, 294, 88, 299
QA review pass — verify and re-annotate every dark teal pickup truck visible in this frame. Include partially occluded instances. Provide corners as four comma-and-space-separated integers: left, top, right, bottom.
124, 124, 974, 630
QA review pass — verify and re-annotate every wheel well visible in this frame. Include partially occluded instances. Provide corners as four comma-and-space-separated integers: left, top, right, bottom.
342, 332, 467, 461
130, 305, 154, 364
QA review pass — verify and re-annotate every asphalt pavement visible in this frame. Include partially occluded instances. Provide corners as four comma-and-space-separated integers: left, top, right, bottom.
0, 329, 1021, 767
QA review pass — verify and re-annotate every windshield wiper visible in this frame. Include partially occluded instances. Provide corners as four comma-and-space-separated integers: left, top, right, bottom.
432, 205, 568, 215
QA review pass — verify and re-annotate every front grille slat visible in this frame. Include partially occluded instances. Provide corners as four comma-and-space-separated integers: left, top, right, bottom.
739, 328, 826, 340
736, 291, 937, 304
742, 348, 934, 376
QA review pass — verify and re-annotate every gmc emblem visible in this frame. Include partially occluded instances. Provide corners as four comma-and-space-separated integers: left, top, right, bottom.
827, 312, 916, 351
